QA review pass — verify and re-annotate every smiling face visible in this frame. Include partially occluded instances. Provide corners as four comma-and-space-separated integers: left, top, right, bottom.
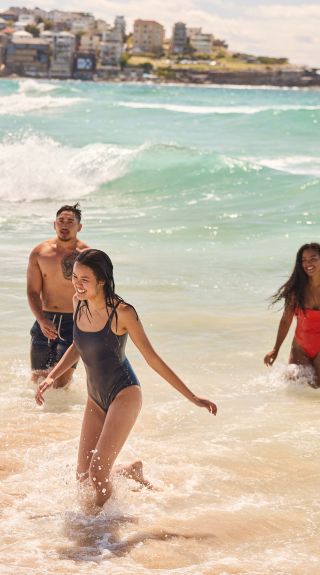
54, 210, 82, 242
72, 262, 105, 301
301, 249, 320, 277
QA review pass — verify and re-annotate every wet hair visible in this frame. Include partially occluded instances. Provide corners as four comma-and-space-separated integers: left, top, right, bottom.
271, 243, 320, 310
74, 249, 137, 326
56, 202, 82, 222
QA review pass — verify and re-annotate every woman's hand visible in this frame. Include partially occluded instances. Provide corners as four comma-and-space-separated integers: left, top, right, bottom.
35, 376, 54, 405
264, 348, 278, 366
191, 396, 217, 415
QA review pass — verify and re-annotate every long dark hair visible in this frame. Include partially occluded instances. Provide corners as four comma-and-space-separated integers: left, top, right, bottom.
271, 243, 320, 310
75, 249, 137, 326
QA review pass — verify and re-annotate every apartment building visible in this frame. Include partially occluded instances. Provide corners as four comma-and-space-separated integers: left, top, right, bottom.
0, 32, 8, 67
171, 22, 187, 54
188, 29, 213, 55
15, 14, 35, 30
132, 20, 164, 55
71, 14, 95, 34
99, 29, 123, 67
96, 19, 111, 34
0, 11, 18, 22
6, 36, 50, 76
41, 30, 76, 78
80, 33, 100, 53
114, 16, 126, 39
45, 10, 94, 33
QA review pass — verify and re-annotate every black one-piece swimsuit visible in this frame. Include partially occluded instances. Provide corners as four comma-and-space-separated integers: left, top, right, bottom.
73, 302, 140, 412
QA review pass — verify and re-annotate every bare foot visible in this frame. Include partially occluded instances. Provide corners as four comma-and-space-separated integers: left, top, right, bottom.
117, 460, 154, 490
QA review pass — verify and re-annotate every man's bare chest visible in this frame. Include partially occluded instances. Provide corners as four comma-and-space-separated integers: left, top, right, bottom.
39, 251, 78, 281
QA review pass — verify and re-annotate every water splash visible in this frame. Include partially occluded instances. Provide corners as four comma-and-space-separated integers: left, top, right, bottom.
17, 78, 60, 95
0, 79, 85, 115
0, 132, 144, 202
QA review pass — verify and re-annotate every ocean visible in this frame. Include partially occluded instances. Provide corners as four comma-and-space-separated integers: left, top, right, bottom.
0, 78, 320, 575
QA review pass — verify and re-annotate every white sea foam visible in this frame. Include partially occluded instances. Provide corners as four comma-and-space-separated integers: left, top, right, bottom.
248, 155, 320, 176
118, 101, 320, 115
0, 133, 143, 202
17, 78, 60, 94
0, 82, 85, 115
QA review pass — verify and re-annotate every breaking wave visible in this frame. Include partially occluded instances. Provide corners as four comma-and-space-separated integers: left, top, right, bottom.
0, 80, 85, 115
0, 133, 144, 202
118, 101, 320, 115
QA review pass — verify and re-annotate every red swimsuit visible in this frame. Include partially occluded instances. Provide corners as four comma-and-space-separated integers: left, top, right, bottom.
294, 307, 320, 359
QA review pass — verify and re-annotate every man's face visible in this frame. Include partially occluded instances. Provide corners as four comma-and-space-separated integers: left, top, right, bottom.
54, 210, 82, 242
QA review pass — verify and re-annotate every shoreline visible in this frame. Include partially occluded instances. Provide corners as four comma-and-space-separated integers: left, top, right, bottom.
1, 76, 320, 91
1, 67, 320, 89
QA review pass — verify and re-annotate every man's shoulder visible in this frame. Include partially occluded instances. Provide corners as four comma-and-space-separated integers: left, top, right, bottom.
29, 238, 56, 259
77, 241, 90, 251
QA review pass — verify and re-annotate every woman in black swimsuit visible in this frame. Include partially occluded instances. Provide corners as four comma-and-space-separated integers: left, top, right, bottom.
35, 249, 217, 508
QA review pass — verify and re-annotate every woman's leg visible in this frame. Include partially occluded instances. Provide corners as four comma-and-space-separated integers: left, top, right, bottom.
77, 396, 106, 481
289, 339, 312, 366
311, 354, 320, 388
89, 385, 142, 507
289, 339, 318, 387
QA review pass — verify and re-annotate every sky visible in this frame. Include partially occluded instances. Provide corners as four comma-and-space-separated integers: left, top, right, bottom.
0, 1, 319, 67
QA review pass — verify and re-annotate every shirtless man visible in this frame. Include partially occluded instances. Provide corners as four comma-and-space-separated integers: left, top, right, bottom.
27, 203, 89, 387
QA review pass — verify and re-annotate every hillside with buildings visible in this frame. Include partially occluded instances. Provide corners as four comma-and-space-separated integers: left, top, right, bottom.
0, 7, 319, 86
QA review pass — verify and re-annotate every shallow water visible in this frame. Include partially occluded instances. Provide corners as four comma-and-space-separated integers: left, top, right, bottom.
0, 79, 320, 574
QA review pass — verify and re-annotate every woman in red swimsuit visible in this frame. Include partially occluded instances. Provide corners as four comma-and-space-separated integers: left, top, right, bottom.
264, 243, 320, 387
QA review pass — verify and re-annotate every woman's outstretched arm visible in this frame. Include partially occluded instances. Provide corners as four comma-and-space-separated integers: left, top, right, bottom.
264, 305, 294, 366
121, 306, 217, 415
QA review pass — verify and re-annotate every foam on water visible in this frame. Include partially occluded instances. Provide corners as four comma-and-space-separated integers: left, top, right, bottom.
17, 78, 61, 94
0, 133, 144, 201
0, 79, 85, 115
1, 134, 297, 204
251, 155, 320, 177
1, 355, 320, 573
1, 81, 320, 574
119, 101, 320, 115
0, 93, 86, 115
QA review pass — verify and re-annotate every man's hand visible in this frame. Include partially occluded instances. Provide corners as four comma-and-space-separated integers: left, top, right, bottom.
39, 318, 58, 340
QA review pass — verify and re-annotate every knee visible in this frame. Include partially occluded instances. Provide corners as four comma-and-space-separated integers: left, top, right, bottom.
31, 370, 47, 384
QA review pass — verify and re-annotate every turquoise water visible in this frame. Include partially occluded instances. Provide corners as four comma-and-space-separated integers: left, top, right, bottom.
1, 79, 320, 574
1, 79, 319, 352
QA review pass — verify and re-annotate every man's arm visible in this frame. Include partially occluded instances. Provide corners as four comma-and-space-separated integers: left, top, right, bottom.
27, 249, 44, 322
27, 248, 57, 339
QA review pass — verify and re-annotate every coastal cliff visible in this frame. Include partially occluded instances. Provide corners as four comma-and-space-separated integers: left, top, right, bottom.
157, 67, 320, 87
